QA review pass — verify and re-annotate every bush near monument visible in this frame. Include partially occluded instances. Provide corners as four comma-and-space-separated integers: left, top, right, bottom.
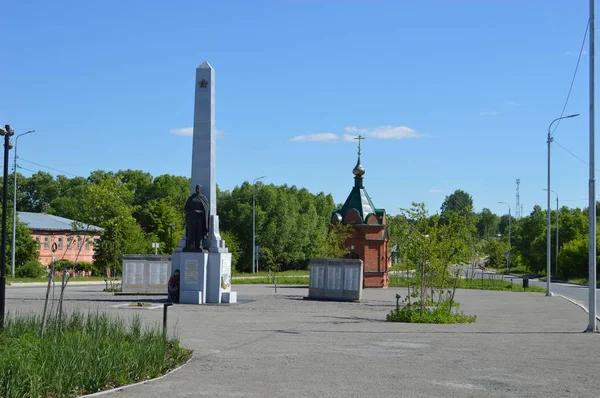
15, 259, 45, 278
387, 300, 476, 324
0, 311, 191, 398
387, 203, 477, 324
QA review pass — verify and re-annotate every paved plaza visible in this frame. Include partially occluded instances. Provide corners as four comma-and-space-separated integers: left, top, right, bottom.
6, 283, 600, 397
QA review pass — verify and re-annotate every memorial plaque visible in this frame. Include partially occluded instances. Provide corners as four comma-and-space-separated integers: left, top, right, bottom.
220, 256, 231, 291
184, 259, 199, 284
308, 259, 363, 301
327, 266, 342, 290
344, 266, 359, 291
124, 262, 145, 288
310, 265, 325, 289
149, 262, 168, 286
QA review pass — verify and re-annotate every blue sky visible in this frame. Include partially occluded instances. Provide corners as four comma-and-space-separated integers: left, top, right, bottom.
0, 0, 595, 217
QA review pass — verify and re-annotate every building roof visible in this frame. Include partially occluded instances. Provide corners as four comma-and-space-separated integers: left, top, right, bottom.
332, 155, 386, 225
18, 212, 104, 232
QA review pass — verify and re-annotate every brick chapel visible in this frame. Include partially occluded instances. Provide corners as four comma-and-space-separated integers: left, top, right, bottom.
330, 137, 390, 288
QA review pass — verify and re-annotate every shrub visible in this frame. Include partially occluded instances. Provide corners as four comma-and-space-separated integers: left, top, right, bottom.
15, 260, 46, 278
387, 300, 476, 324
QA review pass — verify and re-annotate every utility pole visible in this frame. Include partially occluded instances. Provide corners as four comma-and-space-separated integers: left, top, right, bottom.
0, 125, 14, 329
588, 0, 598, 332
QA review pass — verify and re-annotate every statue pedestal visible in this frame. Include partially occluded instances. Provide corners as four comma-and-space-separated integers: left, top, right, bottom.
172, 242, 236, 304
172, 252, 208, 304
206, 252, 235, 303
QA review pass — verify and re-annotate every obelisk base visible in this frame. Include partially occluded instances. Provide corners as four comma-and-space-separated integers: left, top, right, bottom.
171, 251, 208, 304
171, 240, 236, 304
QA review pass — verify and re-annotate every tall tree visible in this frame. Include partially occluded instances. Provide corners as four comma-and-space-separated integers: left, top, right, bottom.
440, 189, 474, 216
476, 208, 499, 239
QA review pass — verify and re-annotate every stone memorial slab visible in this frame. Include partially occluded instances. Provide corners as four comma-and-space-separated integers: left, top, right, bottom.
308, 258, 363, 301
122, 255, 171, 294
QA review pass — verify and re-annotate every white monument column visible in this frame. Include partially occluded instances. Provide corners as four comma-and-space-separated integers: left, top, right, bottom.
191, 62, 216, 216
172, 61, 235, 304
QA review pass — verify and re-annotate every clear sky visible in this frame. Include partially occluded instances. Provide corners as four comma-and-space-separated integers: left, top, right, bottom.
0, 0, 594, 217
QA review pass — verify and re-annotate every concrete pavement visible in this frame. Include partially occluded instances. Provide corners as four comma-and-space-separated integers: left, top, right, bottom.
5, 283, 600, 398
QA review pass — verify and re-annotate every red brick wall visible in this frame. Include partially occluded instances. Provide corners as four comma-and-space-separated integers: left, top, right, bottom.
31, 231, 101, 267
343, 223, 389, 288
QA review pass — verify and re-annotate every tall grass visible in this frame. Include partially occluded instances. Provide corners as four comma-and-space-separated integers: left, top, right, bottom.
0, 311, 191, 398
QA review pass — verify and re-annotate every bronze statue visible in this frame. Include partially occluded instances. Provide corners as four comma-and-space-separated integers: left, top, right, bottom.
184, 184, 210, 251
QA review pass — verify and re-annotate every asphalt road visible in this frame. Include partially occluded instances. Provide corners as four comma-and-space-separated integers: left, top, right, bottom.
4, 282, 600, 398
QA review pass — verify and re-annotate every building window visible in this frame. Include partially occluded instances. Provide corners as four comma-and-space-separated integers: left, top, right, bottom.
36, 237, 41, 248
67, 237, 72, 249
85, 239, 91, 250
77, 236, 82, 249
58, 237, 63, 250
44, 237, 50, 250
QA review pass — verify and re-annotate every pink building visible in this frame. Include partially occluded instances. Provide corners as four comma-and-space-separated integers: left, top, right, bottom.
18, 212, 103, 267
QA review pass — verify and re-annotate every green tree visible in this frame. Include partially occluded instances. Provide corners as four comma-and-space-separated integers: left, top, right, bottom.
93, 215, 149, 274
320, 224, 353, 258
476, 208, 499, 239
440, 189, 473, 216
220, 230, 242, 272
19, 171, 60, 212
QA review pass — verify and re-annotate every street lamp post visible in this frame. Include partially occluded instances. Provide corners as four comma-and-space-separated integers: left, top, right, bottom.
543, 189, 559, 277
252, 176, 265, 273
11, 130, 34, 278
169, 223, 175, 253
0, 125, 14, 329
588, 0, 597, 332
547, 113, 580, 297
498, 202, 511, 273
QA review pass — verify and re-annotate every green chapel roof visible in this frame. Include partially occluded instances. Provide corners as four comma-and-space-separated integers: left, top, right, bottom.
332, 155, 385, 224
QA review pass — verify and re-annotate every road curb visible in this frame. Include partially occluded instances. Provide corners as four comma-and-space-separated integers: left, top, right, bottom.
81, 356, 192, 397
557, 294, 600, 322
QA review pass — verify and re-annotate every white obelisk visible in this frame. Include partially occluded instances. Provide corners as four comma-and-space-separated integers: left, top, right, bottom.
191, 62, 226, 251
172, 62, 235, 304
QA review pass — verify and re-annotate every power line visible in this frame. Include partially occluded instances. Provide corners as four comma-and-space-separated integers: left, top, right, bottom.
553, 139, 589, 165
18, 158, 80, 177
553, 18, 590, 135
17, 165, 36, 173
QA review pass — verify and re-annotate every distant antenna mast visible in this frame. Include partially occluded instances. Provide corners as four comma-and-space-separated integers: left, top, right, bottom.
515, 179, 521, 219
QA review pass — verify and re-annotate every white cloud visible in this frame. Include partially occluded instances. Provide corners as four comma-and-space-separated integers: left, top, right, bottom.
504, 100, 528, 107
342, 134, 357, 142
344, 125, 424, 140
429, 189, 443, 193
290, 133, 338, 142
344, 126, 367, 134
564, 50, 588, 56
170, 127, 225, 137
480, 111, 500, 117
170, 127, 193, 136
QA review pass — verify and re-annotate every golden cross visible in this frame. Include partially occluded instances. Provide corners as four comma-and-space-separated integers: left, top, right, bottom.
354, 135, 365, 156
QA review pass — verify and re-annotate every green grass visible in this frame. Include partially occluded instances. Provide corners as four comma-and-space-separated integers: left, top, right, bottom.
7, 276, 118, 284
388, 276, 546, 293
233, 276, 309, 285
232, 270, 310, 277
567, 277, 588, 284
0, 311, 191, 397
387, 301, 476, 324
492, 265, 533, 276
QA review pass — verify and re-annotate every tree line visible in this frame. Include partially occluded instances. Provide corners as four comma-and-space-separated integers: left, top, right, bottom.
4, 171, 599, 280
4, 170, 339, 275
388, 189, 598, 280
